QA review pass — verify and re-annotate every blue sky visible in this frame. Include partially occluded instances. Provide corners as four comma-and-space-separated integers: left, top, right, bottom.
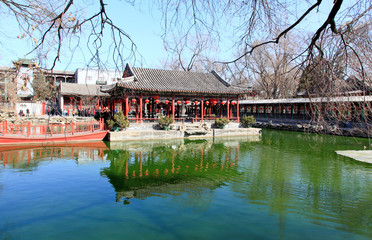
0, 1, 166, 71
0, 0, 338, 71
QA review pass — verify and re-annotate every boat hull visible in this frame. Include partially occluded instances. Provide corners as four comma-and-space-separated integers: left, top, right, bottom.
0, 131, 108, 146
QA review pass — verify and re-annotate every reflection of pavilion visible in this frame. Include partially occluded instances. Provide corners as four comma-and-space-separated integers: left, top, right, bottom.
0, 142, 108, 168
102, 138, 259, 203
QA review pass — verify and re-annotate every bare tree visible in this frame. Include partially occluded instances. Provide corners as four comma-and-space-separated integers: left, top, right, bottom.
32, 70, 56, 101
162, 33, 212, 72
1, 0, 139, 70
158, 1, 371, 72
0, 69, 18, 111
296, 21, 372, 136
158, 0, 372, 137
239, 36, 301, 99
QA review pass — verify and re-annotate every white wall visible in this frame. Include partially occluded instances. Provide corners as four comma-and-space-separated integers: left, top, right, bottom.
75, 68, 123, 85
16, 102, 43, 116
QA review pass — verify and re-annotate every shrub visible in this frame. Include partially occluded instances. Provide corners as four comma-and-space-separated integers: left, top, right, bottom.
214, 117, 230, 128
107, 111, 130, 130
241, 115, 256, 127
158, 114, 173, 129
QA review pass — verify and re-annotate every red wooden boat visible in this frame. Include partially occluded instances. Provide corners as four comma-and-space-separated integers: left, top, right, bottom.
0, 119, 108, 146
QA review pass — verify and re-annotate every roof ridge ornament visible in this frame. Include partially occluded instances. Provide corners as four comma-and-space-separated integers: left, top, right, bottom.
210, 70, 230, 87
125, 63, 138, 81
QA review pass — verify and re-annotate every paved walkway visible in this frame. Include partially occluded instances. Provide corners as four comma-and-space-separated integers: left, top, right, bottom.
336, 150, 372, 164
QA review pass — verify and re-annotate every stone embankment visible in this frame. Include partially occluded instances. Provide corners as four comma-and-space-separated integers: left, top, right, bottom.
252, 120, 371, 138
107, 122, 262, 141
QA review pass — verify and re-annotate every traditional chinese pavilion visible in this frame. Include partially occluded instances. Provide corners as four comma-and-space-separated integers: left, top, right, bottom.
101, 64, 253, 122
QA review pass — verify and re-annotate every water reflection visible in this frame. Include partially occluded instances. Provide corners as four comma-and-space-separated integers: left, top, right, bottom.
0, 142, 108, 170
101, 136, 261, 203
1, 132, 372, 238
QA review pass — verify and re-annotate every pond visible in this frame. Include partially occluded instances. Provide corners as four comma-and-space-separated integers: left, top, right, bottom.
0, 130, 371, 240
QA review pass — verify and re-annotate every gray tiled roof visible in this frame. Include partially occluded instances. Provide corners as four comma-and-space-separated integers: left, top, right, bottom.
240, 95, 372, 105
60, 83, 109, 96
112, 64, 250, 95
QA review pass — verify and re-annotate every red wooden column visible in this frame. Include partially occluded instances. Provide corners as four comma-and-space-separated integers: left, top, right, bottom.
236, 96, 240, 123
125, 95, 129, 117
220, 100, 223, 118
227, 97, 230, 119
42, 102, 46, 115
150, 99, 153, 117
140, 93, 143, 123
172, 95, 175, 122
96, 99, 100, 109
195, 101, 198, 121
69, 97, 73, 110
135, 99, 138, 123
201, 96, 204, 122
79, 98, 83, 110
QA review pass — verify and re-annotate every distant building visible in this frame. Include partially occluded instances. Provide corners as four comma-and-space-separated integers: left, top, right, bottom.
0, 59, 79, 115
1, 60, 256, 119
75, 68, 122, 85
57, 68, 122, 111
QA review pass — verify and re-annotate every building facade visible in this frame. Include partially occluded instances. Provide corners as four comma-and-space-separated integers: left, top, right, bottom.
101, 64, 253, 122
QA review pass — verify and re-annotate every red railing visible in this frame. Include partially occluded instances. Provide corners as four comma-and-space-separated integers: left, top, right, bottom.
0, 119, 105, 137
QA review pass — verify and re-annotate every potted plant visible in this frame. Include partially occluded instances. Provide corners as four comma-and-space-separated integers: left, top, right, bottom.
241, 115, 256, 128
158, 114, 173, 130
214, 117, 230, 129
107, 111, 130, 131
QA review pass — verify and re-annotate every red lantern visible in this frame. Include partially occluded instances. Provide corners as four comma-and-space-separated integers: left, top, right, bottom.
205, 101, 209, 105
221, 101, 226, 105
165, 100, 169, 104
145, 99, 150, 104
132, 99, 137, 103
155, 99, 159, 104
177, 100, 182, 105
231, 101, 236, 105
185, 100, 190, 104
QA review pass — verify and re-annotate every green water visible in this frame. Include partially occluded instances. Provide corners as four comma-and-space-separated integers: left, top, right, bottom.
0, 129, 371, 240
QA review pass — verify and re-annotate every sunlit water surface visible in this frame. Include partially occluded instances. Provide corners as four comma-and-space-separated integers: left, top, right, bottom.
1, 129, 371, 240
